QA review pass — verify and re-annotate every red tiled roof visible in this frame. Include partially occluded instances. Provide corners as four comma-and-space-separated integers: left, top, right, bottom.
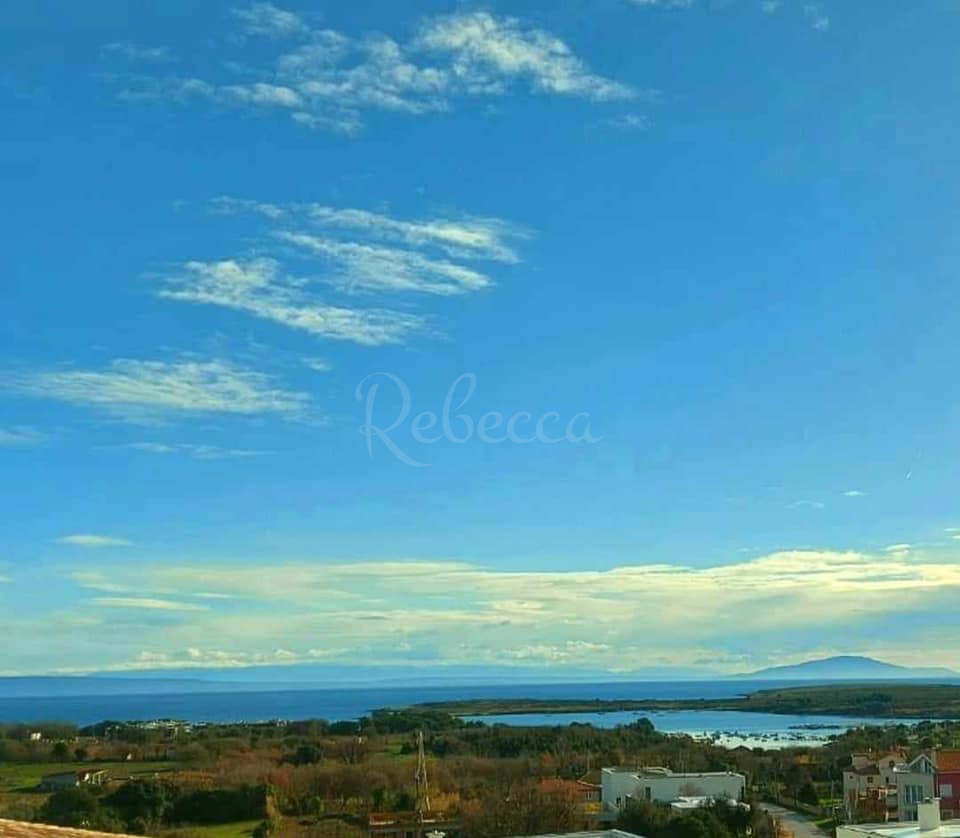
0, 821, 140, 838
938, 750, 960, 772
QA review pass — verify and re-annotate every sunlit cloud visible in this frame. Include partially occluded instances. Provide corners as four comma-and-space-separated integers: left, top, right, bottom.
20, 547, 960, 675
103, 8, 635, 133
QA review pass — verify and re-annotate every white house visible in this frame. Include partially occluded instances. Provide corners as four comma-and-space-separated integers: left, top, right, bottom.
896, 755, 938, 822
601, 767, 745, 812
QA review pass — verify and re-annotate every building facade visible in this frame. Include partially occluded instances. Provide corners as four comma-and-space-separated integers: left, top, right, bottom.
601, 767, 745, 812
936, 751, 960, 819
896, 754, 937, 821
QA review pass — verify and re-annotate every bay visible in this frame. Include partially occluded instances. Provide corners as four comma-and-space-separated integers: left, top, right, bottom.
0, 679, 932, 748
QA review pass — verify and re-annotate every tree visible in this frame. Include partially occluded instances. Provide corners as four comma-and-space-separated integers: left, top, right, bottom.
74, 746, 89, 762
798, 782, 819, 807
51, 741, 70, 761
292, 743, 323, 765
39, 788, 100, 827
105, 778, 180, 829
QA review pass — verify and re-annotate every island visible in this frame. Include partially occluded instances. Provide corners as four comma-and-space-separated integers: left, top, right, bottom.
409, 682, 960, 719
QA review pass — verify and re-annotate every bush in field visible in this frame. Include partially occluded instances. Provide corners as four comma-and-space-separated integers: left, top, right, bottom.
39, 788, 100, 827
171, 785, 267, 824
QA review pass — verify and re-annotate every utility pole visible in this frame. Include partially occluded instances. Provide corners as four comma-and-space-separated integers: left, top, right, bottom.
415, 730, 431, 824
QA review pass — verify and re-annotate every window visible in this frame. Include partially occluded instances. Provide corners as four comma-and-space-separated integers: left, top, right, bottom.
940, 784, 954, 798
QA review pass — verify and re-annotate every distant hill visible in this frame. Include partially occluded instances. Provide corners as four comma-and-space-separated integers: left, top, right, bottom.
740, 655, 960, 680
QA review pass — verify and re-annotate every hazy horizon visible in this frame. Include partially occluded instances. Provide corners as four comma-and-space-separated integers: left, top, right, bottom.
4, 1, 960, 678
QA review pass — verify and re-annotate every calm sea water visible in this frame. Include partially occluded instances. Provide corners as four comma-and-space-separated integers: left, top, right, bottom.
0, 678, 938, 748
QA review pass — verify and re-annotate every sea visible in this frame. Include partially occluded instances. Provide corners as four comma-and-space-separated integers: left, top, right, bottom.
0, 679, 939, 749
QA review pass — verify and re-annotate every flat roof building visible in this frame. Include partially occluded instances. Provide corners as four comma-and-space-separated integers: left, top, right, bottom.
838, 799, 960, 838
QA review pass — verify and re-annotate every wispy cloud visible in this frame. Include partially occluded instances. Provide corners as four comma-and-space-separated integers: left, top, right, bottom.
787, 499, 825, 510
103, 41, 176, 62
631, 0, 695, 8
40, 546, 960, 674
804, 4, 830, 30
301, 357, 333, 373
158, 259, 426, 345
843, 490, 866, 498
212, 197, 529, 262
0, 426, 46, 446
93, 597, 208, 612
8, 358, 309, 421
119, 441, 271, 460
606, 113, 650, 131
232, 2, 308, 38
276, 233, 492, 295
414, 12, 634, 102
57, 534, 133, 548
104, 8, 635, 133
157, 201, 528, 344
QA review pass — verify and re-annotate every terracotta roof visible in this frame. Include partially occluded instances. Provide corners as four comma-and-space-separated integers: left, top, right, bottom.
938, 750, 960, 772
0, 820, 139, 838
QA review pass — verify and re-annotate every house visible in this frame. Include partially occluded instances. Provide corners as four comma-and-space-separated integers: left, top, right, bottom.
936, 750, 960, 819
601, 767, 745, 812
39, 770, 107, 791
896, 754, 937, 821
843, 751, 906, 821
838, 798, 960, 838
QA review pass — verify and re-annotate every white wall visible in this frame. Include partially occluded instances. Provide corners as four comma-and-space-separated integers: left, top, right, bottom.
602, 769, 745, 811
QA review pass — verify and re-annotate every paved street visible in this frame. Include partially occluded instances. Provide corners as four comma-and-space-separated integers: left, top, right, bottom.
762, 804, 830, 838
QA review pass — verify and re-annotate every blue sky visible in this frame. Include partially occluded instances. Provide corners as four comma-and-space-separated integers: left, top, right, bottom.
3, 0, 960, 678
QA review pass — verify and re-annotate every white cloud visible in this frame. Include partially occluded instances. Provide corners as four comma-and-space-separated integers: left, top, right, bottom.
57, 535, 133, 548
106, 9, 634, 132
301, 357, 333, 372
159, 258, 426, 345
414, 12, 634, 102
606, 113, 650, 131
222, 82, 303, 108
120, 441, 270, 460
843, 490, 866, 497
158, 202, 527, 343
302, 205, 527, 263
213, 197, 528, 262
232, 2, 308, 38
787, 499, 825, 509
103, 41, 176, 62
804, 4, 830, 29
48, 546, 960, 675
9, 358, 309, 420
631, 0, 695, 7
93, 597, 208, 612
276, 233, 493, 295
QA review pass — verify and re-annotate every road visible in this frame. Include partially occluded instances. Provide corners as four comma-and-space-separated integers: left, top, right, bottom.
762, 803, 830, 838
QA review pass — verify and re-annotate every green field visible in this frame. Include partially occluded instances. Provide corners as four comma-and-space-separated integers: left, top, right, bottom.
161, 820, 262, 838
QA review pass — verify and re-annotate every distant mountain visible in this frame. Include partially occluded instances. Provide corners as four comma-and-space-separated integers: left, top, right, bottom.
740, 655, 960, 680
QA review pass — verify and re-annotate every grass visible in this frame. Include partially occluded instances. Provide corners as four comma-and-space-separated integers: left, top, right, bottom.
0, 760, 178, 789
162, 820, 262, 837
0, 760, 182, 812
